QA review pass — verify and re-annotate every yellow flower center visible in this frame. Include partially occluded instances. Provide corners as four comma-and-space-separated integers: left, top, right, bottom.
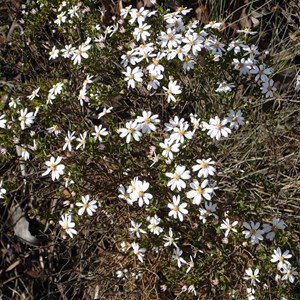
196, 187, 203, 194
172, 205, 179, 212
201, 162, 208, 169
167, 34, 173, 41
150, 224, 156, 230
149, 74, 155, 81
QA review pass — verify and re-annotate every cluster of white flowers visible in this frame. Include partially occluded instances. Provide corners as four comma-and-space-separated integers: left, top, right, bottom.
128, 215, 164, 239
201, 110, 245, 140
118, 110, 160, 143
49, 37, 92, 66
36, 70, 107, 239
271, 247, 298, 283
242, 217, 298, 299
243, 245, 298, 299
58, 194, 98, 238
242, 218, 286, 245
116, 268, 142, 280
118, 157, 218, 271
244, 267, 260, 300
117, 106, 246, 271
118, 177, 152, 207
53, 1, 81, 26
117, 112, 224, 272
77, 74, 94, 106
118, 5, 278, 104
62, 125, 109, 152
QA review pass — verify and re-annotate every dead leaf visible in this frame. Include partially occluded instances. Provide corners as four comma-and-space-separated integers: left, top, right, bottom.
195, 5, 209, 24
62, 188, 71, 199
5, 259, 21, 272
251, 10, 264, 18
136, 1, 144, 10
239, 8, 252, 29
10, 206, 41, 246
26, 270, 41, 279
143, 0, 155, 8
250, 16, 260, 28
